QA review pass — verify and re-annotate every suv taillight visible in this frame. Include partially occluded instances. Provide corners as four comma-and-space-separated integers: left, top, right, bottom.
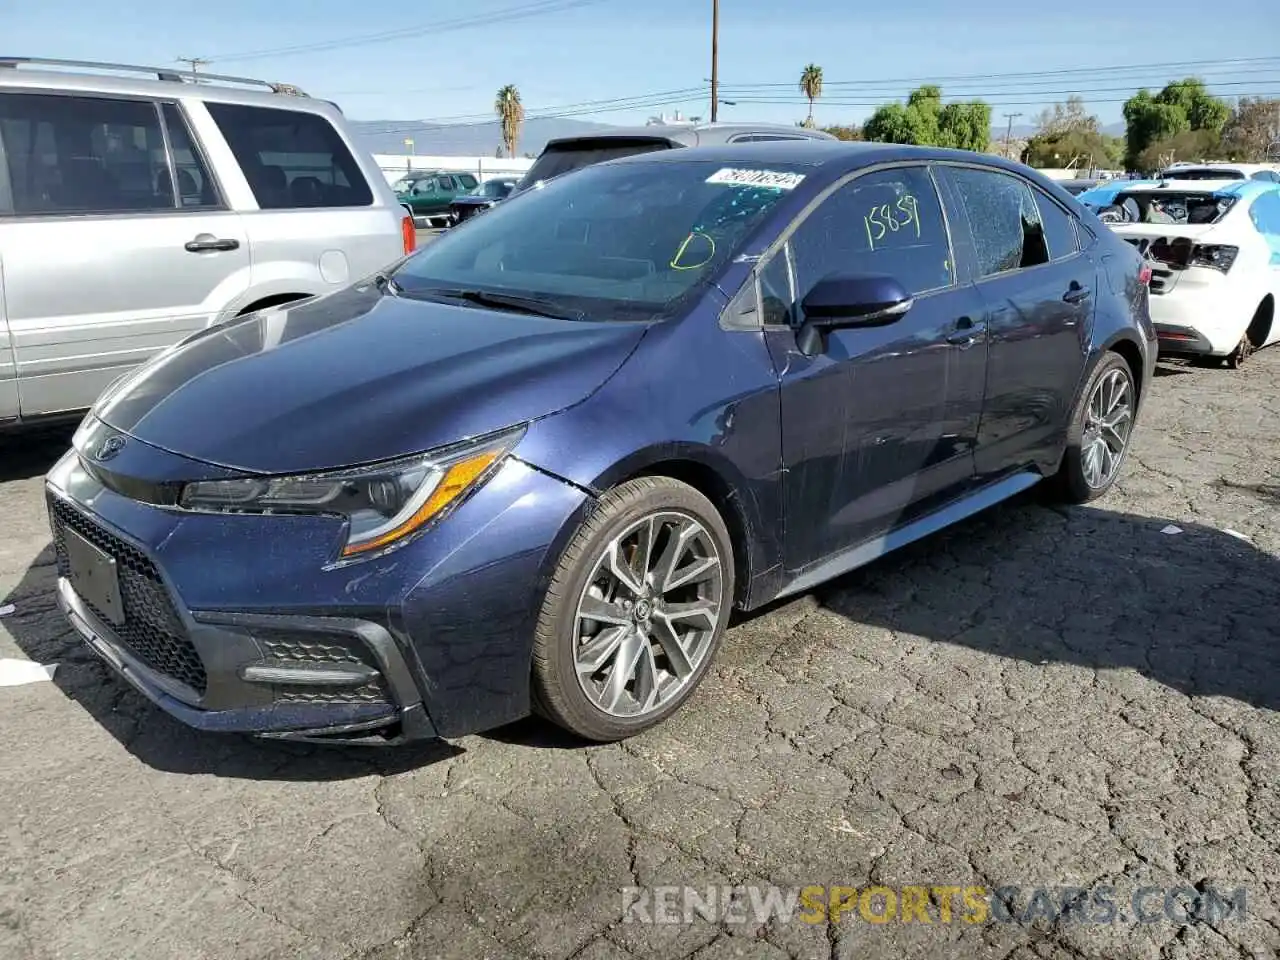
1138, 264, 1152, 286
401, 214, 416, 255
1189, 244, 1237, 272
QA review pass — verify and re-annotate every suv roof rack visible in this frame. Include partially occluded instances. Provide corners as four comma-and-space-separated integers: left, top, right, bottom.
0, 56, 309, 96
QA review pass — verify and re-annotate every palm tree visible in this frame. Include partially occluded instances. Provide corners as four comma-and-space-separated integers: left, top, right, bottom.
494, 85, 524, 159
799, 64, 823, 128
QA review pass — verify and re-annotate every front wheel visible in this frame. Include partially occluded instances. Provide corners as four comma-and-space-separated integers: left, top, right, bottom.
1051, 352, 1137, 503
531, 477, 735, 742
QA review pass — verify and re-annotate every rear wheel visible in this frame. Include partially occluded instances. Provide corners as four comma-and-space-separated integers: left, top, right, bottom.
531, 477, 734, 742
1052, 352, 1136, 503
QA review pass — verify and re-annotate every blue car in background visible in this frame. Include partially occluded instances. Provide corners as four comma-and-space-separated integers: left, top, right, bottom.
47, 142, 1157, 745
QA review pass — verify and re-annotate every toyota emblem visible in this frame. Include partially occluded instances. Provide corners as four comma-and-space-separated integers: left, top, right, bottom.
93, 434, 127, 462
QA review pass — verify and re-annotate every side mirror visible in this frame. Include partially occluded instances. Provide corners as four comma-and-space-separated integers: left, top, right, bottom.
795, 273, 914, 356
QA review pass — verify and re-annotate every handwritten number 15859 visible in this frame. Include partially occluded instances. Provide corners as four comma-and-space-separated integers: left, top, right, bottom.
864, 194, 921, 250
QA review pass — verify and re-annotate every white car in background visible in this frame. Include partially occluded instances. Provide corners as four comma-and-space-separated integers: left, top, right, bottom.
1081, 178, 1280, 368
1158, 161, 1280, 183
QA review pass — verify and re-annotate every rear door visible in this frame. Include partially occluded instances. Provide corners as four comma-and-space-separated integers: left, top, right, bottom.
0, 90, 251, 417
934, 164, 1095, 480
200, 101, 404, 290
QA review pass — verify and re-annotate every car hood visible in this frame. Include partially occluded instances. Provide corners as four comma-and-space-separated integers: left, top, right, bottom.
95, 284, 648, 474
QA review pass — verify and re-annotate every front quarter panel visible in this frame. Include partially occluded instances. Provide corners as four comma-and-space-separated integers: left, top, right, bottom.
516, 296, 786, 607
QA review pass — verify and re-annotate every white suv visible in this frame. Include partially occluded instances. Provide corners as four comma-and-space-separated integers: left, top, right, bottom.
0, 57, 415, 427
1095, 178, 1280, 368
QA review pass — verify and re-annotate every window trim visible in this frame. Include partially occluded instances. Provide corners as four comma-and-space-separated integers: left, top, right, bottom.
751, 160, 961, 329
0, 88, 220, 222
933, 160, 1085, 284
203, 99, 375, 213
158, 100, 228, 211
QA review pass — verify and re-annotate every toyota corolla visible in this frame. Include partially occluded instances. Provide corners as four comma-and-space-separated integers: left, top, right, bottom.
47, 142, 1157, 745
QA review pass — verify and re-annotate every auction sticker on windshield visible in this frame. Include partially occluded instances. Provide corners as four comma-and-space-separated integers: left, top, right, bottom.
706, 168, 806, 190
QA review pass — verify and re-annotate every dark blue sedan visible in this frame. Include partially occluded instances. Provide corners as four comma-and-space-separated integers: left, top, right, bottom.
47, 142, 1157, 745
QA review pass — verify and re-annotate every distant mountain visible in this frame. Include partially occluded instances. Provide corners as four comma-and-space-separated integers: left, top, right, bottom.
349, 116, 618, 157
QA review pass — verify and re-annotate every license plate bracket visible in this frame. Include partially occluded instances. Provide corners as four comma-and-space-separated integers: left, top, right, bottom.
63, 526, 125, 626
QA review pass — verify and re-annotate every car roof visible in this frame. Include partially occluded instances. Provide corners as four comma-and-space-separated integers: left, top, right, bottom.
541, 121, 839, 149
601, 139, 1054, 180
0, 58, 343, 119
1161, 162, 1275, 174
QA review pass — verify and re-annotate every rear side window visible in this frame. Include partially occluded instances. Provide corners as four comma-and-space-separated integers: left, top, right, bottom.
1032, 188, 1078, 260
458, 173, 478, 189
1249, 192, 1280, 236
939, 167, 1050, 277
205, 102, 372, 209
160, 104, 220, 209
522, 138, 675, 185
0, 92, 174, 215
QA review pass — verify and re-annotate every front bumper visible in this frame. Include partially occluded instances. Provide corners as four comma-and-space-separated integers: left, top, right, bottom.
46, 428, 591, 743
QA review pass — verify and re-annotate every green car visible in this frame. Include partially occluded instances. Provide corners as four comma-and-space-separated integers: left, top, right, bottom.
392, 170, 480, 225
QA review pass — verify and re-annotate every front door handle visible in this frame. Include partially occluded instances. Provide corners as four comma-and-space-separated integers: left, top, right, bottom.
1063, 282, 1091, 304
185, 234, 240, 253
946, 317, 986, 346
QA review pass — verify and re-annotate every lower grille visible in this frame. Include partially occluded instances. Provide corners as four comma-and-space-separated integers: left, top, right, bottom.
259, 631, 391, 706
50, 496, 208, 695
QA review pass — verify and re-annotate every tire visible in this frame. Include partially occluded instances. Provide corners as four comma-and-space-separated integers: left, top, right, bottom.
531, 476, 735, 742
1051, 352, 1137, 504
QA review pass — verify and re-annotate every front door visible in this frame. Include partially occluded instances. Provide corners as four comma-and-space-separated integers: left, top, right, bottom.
0, 91, 251, 417
934, 165, 1095, 479
757, 164, 988, 571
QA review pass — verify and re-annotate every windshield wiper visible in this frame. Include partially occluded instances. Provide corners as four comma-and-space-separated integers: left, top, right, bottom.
373, 272, 401, 296
421, 287, 586, 321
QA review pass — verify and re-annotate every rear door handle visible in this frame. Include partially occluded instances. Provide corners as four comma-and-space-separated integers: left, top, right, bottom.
1063, 282, 1091, 304
185, 234, 240, 253
946, 317, 986, 346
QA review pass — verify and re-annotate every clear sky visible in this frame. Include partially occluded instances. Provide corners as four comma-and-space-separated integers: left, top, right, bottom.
7, 0, 1280, 130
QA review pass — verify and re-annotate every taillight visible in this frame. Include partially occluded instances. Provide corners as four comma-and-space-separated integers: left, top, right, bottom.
1189, 244, 1237, 272
1138, 264, 1153, 286
401, 214, 416, 255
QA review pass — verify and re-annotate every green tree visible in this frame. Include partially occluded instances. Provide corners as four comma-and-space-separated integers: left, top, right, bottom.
1122, 78, 1229, 169
1137, 128, 1226, 171
799, 64, 823, 128
494, 84, 524, 159
862, 85, 989, 152
821, 123, 862, 141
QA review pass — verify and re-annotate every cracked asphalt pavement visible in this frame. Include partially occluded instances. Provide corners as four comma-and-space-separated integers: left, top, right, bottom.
1, 353, 1278, 960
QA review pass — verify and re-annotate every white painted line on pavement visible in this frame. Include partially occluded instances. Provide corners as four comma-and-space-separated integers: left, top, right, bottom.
0, 659, 57, 687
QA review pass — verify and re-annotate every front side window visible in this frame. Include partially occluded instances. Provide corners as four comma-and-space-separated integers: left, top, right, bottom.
392, 160, 804, 321
757, 166, 954, 326
0, 92, 174, 215
205, 102, 372, 210
939, 167, 1050, 277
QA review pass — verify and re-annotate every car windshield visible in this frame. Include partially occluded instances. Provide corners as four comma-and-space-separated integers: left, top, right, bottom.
473, 180, 514, 198
1097, 190, 1235, 225
392, 159, 807, 321
1159, 168, 1244, 181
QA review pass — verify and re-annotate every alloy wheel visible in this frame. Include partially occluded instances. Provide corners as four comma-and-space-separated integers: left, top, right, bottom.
573, 511, 725, 718
1081, 367, 1134, 489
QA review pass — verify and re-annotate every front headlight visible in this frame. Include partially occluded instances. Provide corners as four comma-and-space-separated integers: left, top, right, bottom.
178, 427, 525, 560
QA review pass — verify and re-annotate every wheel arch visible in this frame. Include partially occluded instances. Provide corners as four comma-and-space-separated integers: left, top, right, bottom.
1247, 294, 1274, 347
1103, 335, 1147, 408
581, 444, 768, 610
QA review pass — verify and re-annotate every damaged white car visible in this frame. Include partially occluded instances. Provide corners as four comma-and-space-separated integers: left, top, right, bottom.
1078, 178, 1280, 368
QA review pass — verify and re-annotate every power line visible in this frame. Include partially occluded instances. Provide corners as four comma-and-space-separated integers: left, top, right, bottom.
717, 55, 1280, 90
724, 79, 1280, 103
208, 0, 610, 63
727, 91, 1280, 109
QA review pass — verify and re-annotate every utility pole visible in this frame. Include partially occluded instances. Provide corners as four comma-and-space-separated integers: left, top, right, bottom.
710, 0, 719, 123
176, 57, 210, 82
1002, 112, 1022, 159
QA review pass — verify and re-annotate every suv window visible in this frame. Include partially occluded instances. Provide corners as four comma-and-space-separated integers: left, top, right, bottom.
1032, 188, 1077, 261
160, 103, 220, 209
758, 166, 953, 325
205, 102, 372, 210
939, 167, 1050, 277
0, 92, 175, 215
521, 138, 675, 186
438, 175, 455, 191
457, 173, 478, 189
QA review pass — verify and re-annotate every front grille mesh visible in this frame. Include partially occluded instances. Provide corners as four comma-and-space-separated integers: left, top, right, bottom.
259, 632, 391, 706
50, 497, 208, 695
